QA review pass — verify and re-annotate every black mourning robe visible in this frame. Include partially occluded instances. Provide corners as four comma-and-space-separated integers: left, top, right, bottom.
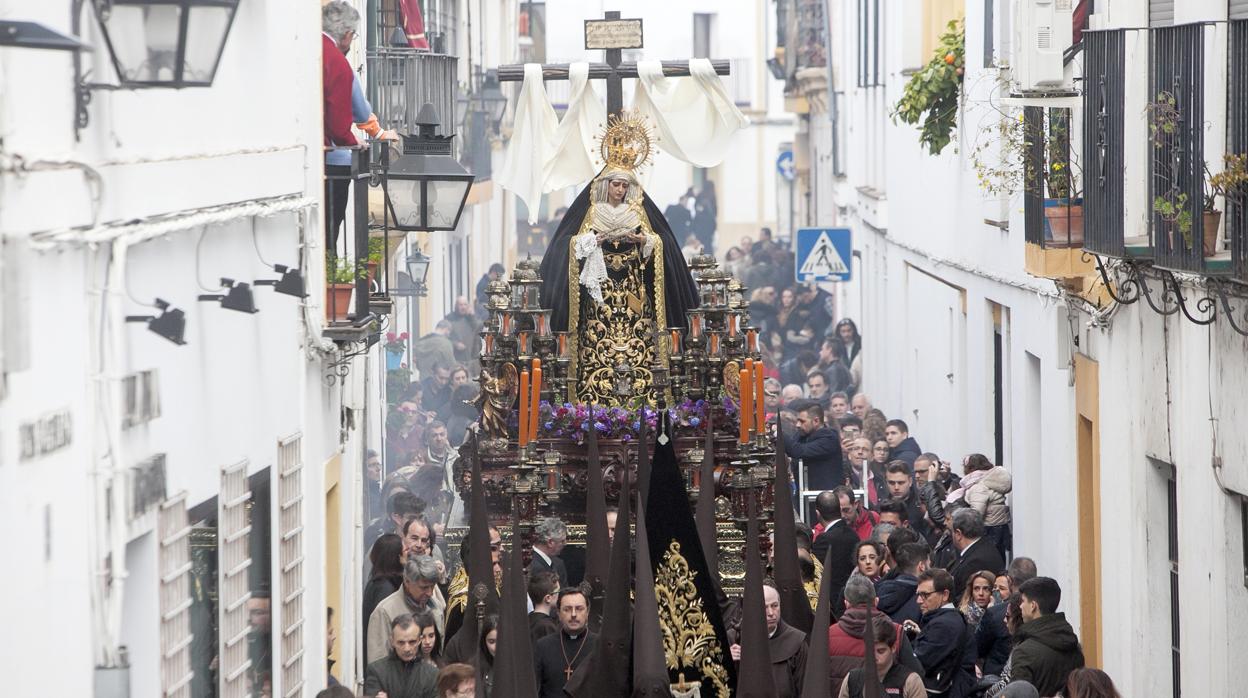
533, 630, 596, 698
538, 183, 700, 333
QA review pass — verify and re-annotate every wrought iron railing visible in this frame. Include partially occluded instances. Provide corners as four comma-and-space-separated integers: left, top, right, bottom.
367, 49, 459, 142
1229, 20, 1248, 281
1150, 23, 1207, 273
1082, 29, 1128, 258
1023, 107, 1082, 249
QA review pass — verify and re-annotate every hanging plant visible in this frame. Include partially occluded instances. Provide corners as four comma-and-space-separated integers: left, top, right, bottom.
893, 19, 965, 156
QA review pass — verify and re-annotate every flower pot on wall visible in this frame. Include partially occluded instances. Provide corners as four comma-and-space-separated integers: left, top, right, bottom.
326, 283, 354, 322
386, 349, 404, 370
1203, 210, 1223, 256
1043, 198, 1084, 247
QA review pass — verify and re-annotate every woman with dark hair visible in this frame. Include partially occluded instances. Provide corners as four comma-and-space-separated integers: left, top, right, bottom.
363, 533, 405, 640
472, 614, 499, 696
852, 539, 884, 582
411, 608, 443, 669
833, 318, 862, 364
1065, 668, 1122, 698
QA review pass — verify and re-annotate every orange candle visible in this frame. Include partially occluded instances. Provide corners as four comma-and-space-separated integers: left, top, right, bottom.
754, 363, 766, 432
709, 332, 720, 356
558, 333, 568, 357
519, 369, 530, 445
531, 363, 543, 442
670, 329, 679, 352
739, 365, 752, 443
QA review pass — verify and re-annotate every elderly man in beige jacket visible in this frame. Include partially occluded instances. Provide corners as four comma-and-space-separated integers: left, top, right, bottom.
366, 555, 447, 664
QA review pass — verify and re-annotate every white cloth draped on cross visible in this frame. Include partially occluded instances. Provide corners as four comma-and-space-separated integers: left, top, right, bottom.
497, 59, 749, 223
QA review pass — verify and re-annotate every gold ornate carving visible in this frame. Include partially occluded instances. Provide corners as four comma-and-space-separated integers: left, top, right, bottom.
474, 363, 517, 438
722, 361, 740, 400
653, 541, 730, 698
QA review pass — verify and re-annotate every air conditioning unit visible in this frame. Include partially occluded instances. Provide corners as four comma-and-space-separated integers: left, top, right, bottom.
1012, 0, 1075, 93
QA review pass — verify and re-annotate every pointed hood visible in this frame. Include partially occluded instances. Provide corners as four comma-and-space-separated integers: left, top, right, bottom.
771, 421, 813, 633
569, 441, 633, 698
631, 496, 672, 697
694, 409, 718, 580
492, 509, 537, 698
800, 544, 837, 698
450, 451, 500, 666
735, 495, 778, 697
862, 605, 881, 698
642, 413, 735, 694
637, 411, 651, 503
584, 420, 610, 631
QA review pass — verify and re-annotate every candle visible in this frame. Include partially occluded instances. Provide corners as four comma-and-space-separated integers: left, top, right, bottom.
484, 334, 494, 355
709, 332, 720, 356
739, 365, 752, 443
519, 369, 530, 446
501, 313, 512, 336
518, 331, 530, 356
747, 329, 757, 353
530, 359, 542, 443
728, 314, 739, 338
670, 329, 680, 353
754, 362, 766, 433
558, 333, 568, 357
690, 313, 703, 338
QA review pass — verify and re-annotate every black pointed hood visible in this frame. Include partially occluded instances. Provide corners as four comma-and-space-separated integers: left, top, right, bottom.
735, 495, 778, 697
772, 421, 813, 633
583, 420, 610, 631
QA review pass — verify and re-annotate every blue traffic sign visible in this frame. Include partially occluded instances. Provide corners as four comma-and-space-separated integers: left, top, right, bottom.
776, 150, 795, 181
795, 227, 852, 282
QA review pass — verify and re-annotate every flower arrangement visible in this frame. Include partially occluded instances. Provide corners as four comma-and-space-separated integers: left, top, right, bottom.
384, 331, 410, 354
524, 397, 739, 445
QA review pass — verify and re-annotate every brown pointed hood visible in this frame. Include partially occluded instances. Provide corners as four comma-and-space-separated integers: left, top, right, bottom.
772, 420, 813, 633
735, 494, 778, 697
568, 438, 633, 698
799, 544, 837, 698
583, 419, 609, 631
450, 449, 499, 667
694, 408, 718, 580
631, 496, 672, 697
491, 509, 537, 698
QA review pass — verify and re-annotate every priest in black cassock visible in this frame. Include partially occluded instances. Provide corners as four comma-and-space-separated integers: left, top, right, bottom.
533, 587, 595, 698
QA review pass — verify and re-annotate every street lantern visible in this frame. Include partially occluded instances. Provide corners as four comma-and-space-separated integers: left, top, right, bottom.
91, 0, 240, 87
385, 103, 474, 232
405, 249, 432, 292
477, 69, 508, 127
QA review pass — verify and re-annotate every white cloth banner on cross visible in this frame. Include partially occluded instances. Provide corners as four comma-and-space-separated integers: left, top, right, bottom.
499, 60, 749, 222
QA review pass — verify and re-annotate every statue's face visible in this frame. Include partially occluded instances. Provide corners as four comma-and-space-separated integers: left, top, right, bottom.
608, 178, 629, 204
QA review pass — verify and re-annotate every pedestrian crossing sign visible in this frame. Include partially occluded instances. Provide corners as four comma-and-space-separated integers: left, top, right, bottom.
795, 227, 852, 282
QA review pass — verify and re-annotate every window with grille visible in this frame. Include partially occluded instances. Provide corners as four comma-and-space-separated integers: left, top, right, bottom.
278, 435, 306, 698
219, 461, 252, 698
858, 0, 883, 87
159, 493, 194, 698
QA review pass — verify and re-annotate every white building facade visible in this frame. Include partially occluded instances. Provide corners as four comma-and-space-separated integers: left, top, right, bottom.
783, 0, 1248, 693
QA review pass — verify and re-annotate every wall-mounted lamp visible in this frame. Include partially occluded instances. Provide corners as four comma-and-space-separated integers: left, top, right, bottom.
198, 278, 258, 314
76, 0, 240, 132
125, 298, 187, 345
383, 104, 474, 232
0, 20, 89, 51
254, 264, 307, 298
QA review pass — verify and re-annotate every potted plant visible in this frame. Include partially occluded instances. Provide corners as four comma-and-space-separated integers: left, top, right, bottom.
1147, 91, 1201, 251
383, 331, 409, 370
1043, 114, 1083, 246
970, 107, 1027, 198
325, 255, 356, 322
893, 18, 965, 156
366, 236, 386, 289
1204, 153, 1248, 255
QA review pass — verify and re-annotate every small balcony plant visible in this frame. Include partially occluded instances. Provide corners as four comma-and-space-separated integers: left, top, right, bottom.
326, 255, 357, 322
1204, 154, 1248, 255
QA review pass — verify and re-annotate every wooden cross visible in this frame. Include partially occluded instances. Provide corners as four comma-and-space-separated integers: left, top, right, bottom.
497, 10, 731, 119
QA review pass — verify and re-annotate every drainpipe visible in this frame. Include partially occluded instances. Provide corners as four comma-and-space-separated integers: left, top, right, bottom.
823, 0, 840, 175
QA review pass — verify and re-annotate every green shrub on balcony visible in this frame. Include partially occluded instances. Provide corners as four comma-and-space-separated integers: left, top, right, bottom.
893, 19, 965, 156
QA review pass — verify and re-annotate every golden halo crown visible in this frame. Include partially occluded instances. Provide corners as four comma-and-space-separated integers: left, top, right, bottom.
596, 111, 656, 172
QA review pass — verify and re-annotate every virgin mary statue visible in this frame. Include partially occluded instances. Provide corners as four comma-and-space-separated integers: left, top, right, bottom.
538, 115, 699, 405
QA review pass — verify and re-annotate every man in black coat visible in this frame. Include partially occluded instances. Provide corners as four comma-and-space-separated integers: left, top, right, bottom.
363, 614, 439, 698
534, 588, 596, 698
906, 569, 976, 698
528, 517, 569, 586
876, 541, 929, 626
977, 557, 1037, 675
810, 489, 859, 619
884, 419, 923, 467
946, 509, 1007, 597
784, 402, 844, 490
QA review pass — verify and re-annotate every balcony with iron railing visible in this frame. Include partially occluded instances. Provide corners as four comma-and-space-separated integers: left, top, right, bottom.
1022, 106, 1097, 281
1228, 19, 1248, 282
367, 49, 459, 142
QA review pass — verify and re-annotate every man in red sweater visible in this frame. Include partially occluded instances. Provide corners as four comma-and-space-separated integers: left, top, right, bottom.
322, 1, 360, 251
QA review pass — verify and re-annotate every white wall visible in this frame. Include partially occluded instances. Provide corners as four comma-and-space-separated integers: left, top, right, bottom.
0, 0, 352, 694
